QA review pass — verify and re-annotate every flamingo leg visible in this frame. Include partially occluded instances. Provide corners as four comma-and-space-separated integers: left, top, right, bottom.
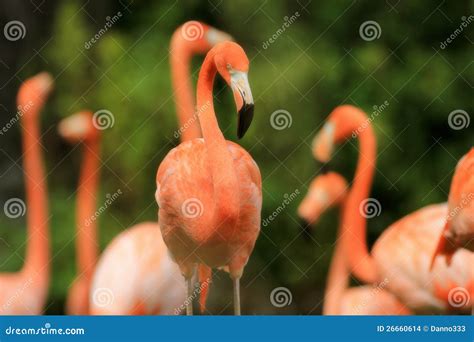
233, 277, 241, 316
186, 276, 193, 316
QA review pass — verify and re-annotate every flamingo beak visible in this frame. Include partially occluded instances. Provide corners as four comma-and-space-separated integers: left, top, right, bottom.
312, 122, 335, 163
231, 71, 254, 139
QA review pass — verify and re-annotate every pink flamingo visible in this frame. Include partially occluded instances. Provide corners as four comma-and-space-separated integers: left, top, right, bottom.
0, 72, 53, 314
312, 105, 473, 313
58, 111, 100, 315
431, 148, 474, 261
88, 22, 232, 315
156, 41, 261, 315
298, 172, 411, 315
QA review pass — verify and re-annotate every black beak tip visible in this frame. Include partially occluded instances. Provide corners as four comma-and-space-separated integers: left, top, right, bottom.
237, 103, 254, 139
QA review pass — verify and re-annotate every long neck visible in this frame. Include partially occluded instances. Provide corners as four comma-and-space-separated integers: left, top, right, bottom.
196, 52, 240, 229
170, 34, 201, 141
323, 203, 349, 315
22, 112, 50, 283
341, 125, 379, 283
75, 138, 100, 282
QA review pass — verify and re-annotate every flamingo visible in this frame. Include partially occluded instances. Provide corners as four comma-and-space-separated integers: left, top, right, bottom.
88, 22, 232, 315
58, 111, 100, 315
312, 105, 473, 313
298, 172, 411, 315
156, 41, 261, 315
431, 148, 474, 261
0, 72, 53, 314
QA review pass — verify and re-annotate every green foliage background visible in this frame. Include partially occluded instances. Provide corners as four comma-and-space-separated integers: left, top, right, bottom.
0, 0, 472, 314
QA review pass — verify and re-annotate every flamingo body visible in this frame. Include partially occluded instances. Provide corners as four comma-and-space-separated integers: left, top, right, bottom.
90, 223, 186, 315
156, 139, 261, 273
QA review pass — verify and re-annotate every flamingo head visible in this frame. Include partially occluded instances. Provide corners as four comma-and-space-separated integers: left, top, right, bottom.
177, 21, 233, 53
58, 111, 99, 143
213, 41, 254, 138
298, 172, 348, 228
312, 105, 369, 162
444, 148, 474, 251
17, 72, 54, 119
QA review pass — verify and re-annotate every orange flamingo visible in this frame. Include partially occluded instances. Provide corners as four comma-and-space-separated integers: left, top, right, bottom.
88, 22, 231, 315
156, 41, 261, 315
298, 172, 411, 315
312, 105, 473, 313
58, 111, 100, 315
431, 148, 474, 261
0, 72, 53, 314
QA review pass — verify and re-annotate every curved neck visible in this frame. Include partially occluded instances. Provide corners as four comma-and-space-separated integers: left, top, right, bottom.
342, 125, 379, 283
196, 51, 239, 229
75, 138, 100, 282
170, 34, 202, 141
323, 204, 349, 315
21, 112, 50, 282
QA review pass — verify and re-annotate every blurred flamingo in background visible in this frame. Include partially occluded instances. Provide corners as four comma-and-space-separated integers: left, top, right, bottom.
58, 111, 101, 315
0, 72, 53, 314
171, 20, 232, 141
431, 148, 474, 262
88, 22, 232, 315
312, 105, 473, 313
156, 41, 261, 315
298, 172, 411, 315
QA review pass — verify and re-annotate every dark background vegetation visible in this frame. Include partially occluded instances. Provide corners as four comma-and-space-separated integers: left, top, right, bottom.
0, 0, 472, 314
